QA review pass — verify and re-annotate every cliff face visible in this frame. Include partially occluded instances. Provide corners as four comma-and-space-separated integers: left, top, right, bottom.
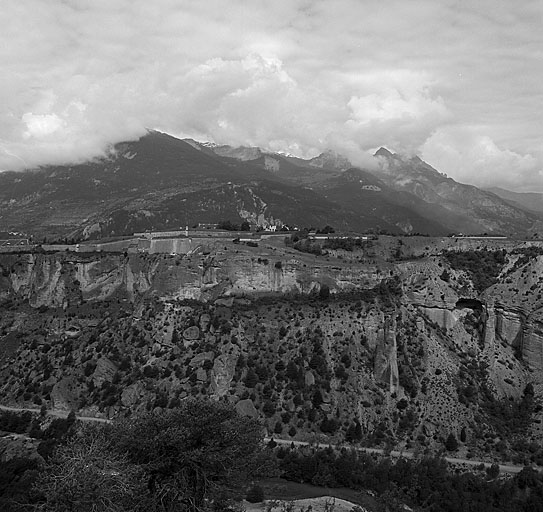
0, 252, 381, 307
397, 255, 543, 387
1, 245, 542, 457
483, 255, 543, 375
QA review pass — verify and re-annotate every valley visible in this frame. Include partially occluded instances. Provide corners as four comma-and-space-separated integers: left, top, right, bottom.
1, 133, 543, 511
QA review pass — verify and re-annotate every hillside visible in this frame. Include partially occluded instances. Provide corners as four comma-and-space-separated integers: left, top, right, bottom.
487, 187, 543, 214
0, 132, 540, 240
370, 149, 541, 236
1, 238, 542, 465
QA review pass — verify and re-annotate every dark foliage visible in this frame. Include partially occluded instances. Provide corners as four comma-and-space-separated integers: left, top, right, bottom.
278, 447, 543, 512
322, 237, 363, 252
30, 400, 267, 512
246, 484, 264, 503
284, 235, 323, 255
443, 249, 507, 292
445, 433, 458, 452
0, 411, 33, 434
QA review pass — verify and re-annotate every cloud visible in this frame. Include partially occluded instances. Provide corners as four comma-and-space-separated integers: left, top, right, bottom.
22, 113, 65, 139
0, 0, 541, 191
421, 127, 542, 192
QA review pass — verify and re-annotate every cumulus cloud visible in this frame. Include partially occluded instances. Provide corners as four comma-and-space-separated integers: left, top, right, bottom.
421, 127, 542, 192
0, 0, 541, 191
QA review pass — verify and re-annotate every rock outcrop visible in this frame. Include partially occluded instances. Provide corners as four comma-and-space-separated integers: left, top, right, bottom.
0, 251, 382, 307
374, 315, 399, 394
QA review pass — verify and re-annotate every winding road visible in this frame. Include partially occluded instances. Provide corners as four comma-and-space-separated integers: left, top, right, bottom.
0, 404, 533, 475
265, 438, 531, 475
0, 404, 111, 423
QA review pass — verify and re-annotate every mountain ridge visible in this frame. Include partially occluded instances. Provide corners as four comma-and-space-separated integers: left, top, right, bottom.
486, 187, 543, 214
0, 131, 540, 240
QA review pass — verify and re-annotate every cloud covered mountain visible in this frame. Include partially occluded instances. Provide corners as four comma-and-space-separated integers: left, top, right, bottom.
0, 131, 539, 240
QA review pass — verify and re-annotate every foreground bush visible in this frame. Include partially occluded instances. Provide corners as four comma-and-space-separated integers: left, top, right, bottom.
33, 400, 266, 512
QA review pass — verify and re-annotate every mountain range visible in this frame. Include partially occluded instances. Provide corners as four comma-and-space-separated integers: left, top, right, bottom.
0, 130, 541, 240
486, 187, 543, 214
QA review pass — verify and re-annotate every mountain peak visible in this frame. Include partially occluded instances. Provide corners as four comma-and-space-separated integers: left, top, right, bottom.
374, 147, 394, 158
309, 150, 351, 171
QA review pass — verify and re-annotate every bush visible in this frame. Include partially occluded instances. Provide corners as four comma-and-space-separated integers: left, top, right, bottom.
246, 484, 264, 503
445, 433, 458, 452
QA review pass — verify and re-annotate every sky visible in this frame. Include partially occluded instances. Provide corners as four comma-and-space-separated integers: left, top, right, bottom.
1, 0, 542, 192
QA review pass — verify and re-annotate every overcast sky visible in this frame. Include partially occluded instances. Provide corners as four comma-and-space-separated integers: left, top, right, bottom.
1, 0, 542, 191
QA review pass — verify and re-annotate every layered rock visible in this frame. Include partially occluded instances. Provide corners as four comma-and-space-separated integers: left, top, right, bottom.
0, 251, 383, 306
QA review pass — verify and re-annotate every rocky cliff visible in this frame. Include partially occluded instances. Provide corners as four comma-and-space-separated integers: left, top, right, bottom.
1, 244, 542, 461
0, 249, 381, 307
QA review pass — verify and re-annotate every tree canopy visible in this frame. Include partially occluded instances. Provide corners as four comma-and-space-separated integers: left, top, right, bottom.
34, 400, 266, 512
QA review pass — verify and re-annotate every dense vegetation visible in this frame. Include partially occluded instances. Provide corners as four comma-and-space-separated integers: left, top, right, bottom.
0, 400, 267, 511
443, 250, 507, 292
3, 403, 543, 512
284, 233, 366, 256
284, 234, 323, 255
275, 445, 543, 512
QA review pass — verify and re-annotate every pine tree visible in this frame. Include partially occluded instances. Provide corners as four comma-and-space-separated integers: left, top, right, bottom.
445, 432, 458, 451
244, 368, 258, 388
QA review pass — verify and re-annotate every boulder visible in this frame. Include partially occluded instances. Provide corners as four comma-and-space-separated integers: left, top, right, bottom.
121, 382, 145, 407
51, 376, 83, 411
215, 297, 234, 307
235, 399, 258, 419
189, 351, 214, 367
199, 314, 211, 332
183, 326, 200, 341
92, 357, 118, 386
211, 346, 240, 397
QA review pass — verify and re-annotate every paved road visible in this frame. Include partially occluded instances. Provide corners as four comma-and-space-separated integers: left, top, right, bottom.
0, 404, 111, 423
265, 437, 531, 475
0, 405, 531, 475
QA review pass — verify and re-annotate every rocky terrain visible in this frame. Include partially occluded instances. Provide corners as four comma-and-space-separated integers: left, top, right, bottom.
0, 238, 542, 464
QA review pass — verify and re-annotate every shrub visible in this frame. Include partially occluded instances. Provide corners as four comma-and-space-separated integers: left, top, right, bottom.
445, 433, 458, 452
246, 484, 264, 503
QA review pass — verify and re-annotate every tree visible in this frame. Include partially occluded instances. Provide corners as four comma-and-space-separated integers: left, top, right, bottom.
317, 225, 335, 234
319, 284, 330, 300
240, 221, 251, 232
312, 389, 324, 408
246, 484, 264, 503
35, 423, 148, 511
486, 463, 500, 479
217, 220, 239, 231
345, 421, 363, 443
244, 368, 258, 388
111, 399, 264, 511
445, 432, 458, 452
